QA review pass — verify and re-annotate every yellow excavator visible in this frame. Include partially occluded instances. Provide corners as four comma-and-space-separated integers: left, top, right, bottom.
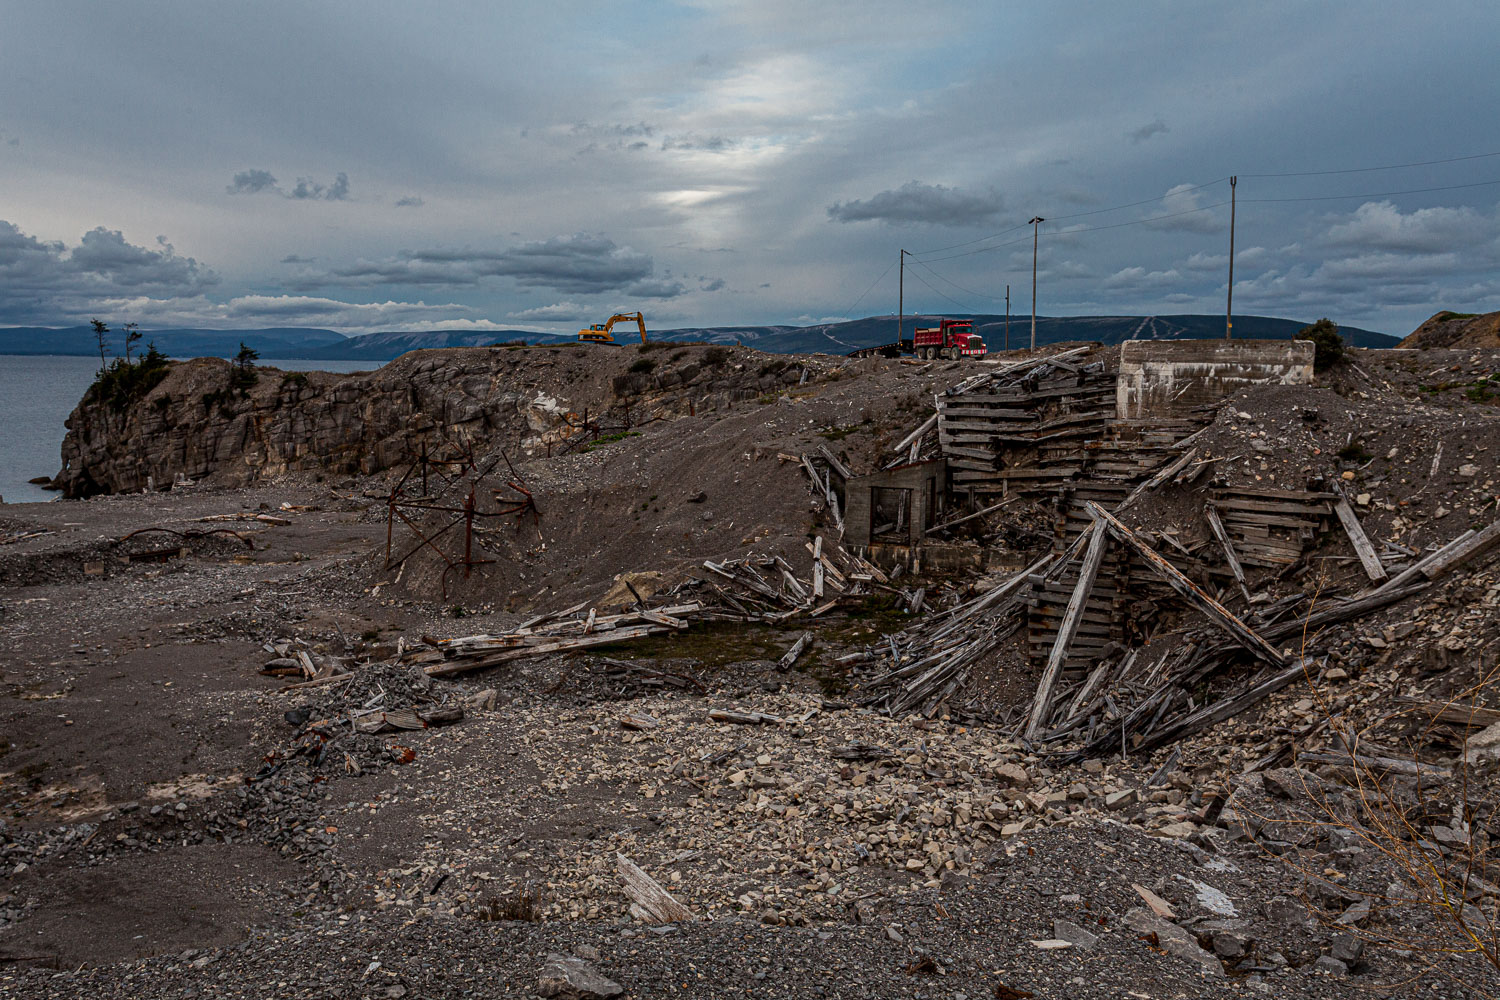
577, 311, 648, 345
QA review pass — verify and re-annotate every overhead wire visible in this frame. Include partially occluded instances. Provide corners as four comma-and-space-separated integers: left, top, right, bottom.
840, 258, 896, 317
856, 147, 1500, 317
1240, 150, 1500, 179
1240, 178, 1500, 203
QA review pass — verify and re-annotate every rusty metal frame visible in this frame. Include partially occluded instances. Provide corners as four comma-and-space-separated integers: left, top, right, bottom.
383, 443, 541, 597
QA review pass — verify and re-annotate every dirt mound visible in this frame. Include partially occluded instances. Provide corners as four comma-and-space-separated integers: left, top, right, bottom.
1397, 309, 1500, 349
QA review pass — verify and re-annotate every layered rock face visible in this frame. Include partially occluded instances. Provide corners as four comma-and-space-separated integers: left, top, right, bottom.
55, 345, 803, 497
1398, 309, 1500, 350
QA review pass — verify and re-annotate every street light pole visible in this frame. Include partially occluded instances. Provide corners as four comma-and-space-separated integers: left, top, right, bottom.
1028, 216, 1044, 350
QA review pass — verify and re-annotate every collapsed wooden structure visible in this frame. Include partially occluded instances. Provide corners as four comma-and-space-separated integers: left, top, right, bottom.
841, 342, 1500, 756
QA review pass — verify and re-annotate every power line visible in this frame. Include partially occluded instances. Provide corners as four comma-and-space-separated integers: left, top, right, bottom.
1241, 177, 1500, 203
914, 200, 1231, 264
904, 267, 969, 311
907, 258, 1007, 302
911, 177, 1229, 257
841, 258, 896, 317
1240, 150, 1500, 179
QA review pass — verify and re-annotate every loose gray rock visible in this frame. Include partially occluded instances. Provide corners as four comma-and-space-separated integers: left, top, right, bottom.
1052, 918, 1099, 950
537, 953, 624, 999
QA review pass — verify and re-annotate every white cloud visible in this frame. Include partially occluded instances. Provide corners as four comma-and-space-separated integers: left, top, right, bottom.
1322, 200, 1494, 253
1142, 184, 1226, 234
1104, 266, 1181, 289
508, 301, 589, 321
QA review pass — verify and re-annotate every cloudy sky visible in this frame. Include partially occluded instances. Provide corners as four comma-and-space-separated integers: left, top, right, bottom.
3, 1, 1499, 338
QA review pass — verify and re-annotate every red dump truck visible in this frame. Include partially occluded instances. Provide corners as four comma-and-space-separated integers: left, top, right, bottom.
913, 319, 986, 360
846, 318, 988, 360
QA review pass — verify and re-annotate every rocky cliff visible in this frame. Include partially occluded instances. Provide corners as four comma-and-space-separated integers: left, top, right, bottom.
54, 344, 808, 497
1397, 309, 1500, 349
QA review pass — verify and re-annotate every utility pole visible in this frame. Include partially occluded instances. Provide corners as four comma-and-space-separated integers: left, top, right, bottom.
1028, 217, 1044, 350
1226, 176, 1237, 340
898, 249, 906, 347
1005, 284, 1010, 352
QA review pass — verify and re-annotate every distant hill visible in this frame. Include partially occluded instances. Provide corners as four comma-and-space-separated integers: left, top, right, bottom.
1, 313, 1398, 362
0, 326, 348, 360
1397, 310, 1500, 349
650, 314, 1400, 353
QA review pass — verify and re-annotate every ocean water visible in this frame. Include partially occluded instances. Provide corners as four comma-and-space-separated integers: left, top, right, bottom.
0, 355, 377, 505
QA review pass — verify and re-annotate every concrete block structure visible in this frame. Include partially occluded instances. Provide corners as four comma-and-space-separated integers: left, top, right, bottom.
1116, 339, 1314, 419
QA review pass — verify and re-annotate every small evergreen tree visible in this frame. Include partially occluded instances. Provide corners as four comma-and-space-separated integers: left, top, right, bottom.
231, 342, 260, 392
1299, 317, 1344, 372
90, 318, 110, 373
123, 322, 141, 363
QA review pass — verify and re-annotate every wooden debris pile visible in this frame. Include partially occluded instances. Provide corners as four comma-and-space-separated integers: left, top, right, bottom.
1039, 509, 1500, 760
697, 536, 890, 620
852, 550, 1053, 718
402, 601, 704, 677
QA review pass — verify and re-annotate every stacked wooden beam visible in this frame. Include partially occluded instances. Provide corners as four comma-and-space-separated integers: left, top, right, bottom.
940, 363, 1118, 496
1208, 488, 1334, 569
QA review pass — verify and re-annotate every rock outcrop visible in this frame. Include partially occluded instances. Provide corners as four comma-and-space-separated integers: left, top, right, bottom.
1397, 309, 1500, 350
54, 344, 805, 497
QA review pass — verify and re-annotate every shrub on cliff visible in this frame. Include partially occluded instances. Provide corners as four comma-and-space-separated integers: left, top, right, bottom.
87, 343, 171, 411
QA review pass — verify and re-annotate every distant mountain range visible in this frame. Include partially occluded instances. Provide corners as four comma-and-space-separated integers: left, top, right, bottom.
0, 313, 1400, 363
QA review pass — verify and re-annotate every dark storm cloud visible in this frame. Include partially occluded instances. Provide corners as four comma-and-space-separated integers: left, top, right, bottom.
227, 169, 350, 200
827, 182, 1005, 226
293, 233, 675, 297
226, 168, 279, 194
661, 134, 736, 153
290, 172, 350, 200
0, 219, 217, 324
1129, 118, 1169, 143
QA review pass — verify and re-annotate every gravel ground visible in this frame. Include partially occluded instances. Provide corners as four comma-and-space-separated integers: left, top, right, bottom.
3, 344, 1500, 997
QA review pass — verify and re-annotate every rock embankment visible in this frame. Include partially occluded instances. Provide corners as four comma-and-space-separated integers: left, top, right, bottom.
1397, 308, 1500, 349
53, 344, 806, 497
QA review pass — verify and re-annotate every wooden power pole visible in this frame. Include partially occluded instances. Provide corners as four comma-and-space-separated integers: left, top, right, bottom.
898, 249, 906, 347
1226, 176, 1237, 340
1005, 284, 1010, 352
1029, 217, 1044, 350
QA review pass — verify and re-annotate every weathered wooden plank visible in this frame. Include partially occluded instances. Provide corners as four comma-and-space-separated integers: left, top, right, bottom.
777, 631, 812, 671
1205, 503, 1252, 603
893, 412, 939, 454
1214, 498, 1334, 516
1418, 516, 1500, 581
1025, 520, 1108, 740
617, 853, 695, 923
1333, 498, 1388, 582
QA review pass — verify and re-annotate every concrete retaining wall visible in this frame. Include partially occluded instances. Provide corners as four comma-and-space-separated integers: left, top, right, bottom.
1116, 339, 1314, 418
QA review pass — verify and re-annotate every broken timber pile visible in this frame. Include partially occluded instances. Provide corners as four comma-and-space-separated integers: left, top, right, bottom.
1207, 487, 1334, 570
698, 539, 885, 621
1036, 509, 1500, 759
405, 602, 704, 677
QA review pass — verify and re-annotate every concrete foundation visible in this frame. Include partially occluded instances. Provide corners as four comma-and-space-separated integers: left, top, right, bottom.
1116, 339, 1314, 419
